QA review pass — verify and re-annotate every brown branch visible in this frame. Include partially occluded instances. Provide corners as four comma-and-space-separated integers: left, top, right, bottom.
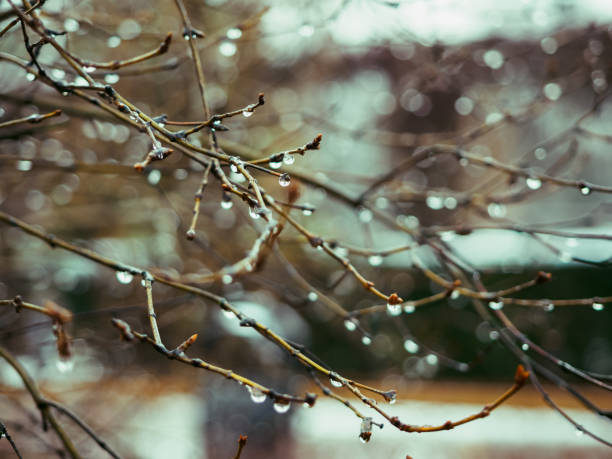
232, 435, 248, 459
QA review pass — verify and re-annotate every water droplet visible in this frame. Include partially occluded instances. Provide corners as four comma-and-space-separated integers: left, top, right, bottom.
307, 291, 318, 302
426, 195, 444, 210
329, 375, 343, 387
219, 41, 237, 57
283, 154, 295, 165
359, 208, 373, 223
302, 207, 313, 216
26, 73, 36, 81
84, 66, 96, 73
248, 387, 266, 403
56, 359, 74, 373
273, 401, 290, 414
483, 49, 504, 69
592, 302, 604, 311
450, 290, 460, 300
222, 274, 233, 285
403, 303, 416, 314
387, 303, 402, 316
526, 177, 542, 190
361, 335, 372, 346
116, 271, 134, 284
489, 330, 500, 341
107, 36, 121, 48
368, 255, 383, 266
242, 110, 253, 118
521, 343, 529, 351
104, 73, 120, 84
540, 36, 558, 55
544, 303, 555, 312
575, 427, 584, 437
226, 27, 242, 40
186, 229, 196, 240
221, 198, 233, 209
344, 318, 358, 332
269, 157, 283, 169
580, 185, 591, 195
488, 300, 504, 310
16, 160, 32, 171
487, 202, 507, 218
360, 417, 373, 435
534, 147, 547, 160
248, 207, 261, 219
388, 392, 397, 404
359, 436, 368, 444
404, 339, 419, 353
543, 82, 562, 101
147, 169, 161, 185
279, 173, 291, 187
425, 354, 438, 365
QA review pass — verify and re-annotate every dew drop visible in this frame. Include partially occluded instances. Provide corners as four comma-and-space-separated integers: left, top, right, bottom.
26, 73, 36, 81
359, 208, 373, 223
16, 160, 32, 171
361, 335, 372, 346
307, 291, 318, 302
488, 300, 504, 310
56, 359, 74, 373
344, 318, 358, 332
283, 154, 295, 165
221, 274, 233, 285
104, 73, 120, 84
425, 354, 439, 365
403, 339, 419, 353
242, 110, 253, 118
248, 387, 266, 403
221, 198, 233, 209
388, 392, 397, 404
450, 290, 460, 300
147, 169, 161, 185
84, 66, 96, 73
575, 427, 584, 437
116, 271, 134, 284
368, 255, 383, 266
302, 207, 313, 216
534, 147, 547, 160
273, 401, 290, 414
269, 158, 283, 169
219, 41, 237, 57
226, 27, 243, 40
279, 173, 291, 187
592, 302, 604, 311
403, 303, 416, 314
521, 343, 530, 351
580, 185, 591, 196
248, 207, 261, 219
387, 303, 402, 316
544, 303, 555, 312
526, 177, 542, 190
329, 376, 343, 387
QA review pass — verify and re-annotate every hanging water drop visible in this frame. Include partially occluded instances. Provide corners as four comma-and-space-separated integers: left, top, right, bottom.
116, 271, 134, 284
526, 177, 542, 190
221, 274, 233, 285
242, 110, 253, 118
580, 185, 591, 195
269, 157, 283, 169
273, 401, 290, 414
248, 207, 261, 220
521, 343, 530, 351
544, 303, 555, 312
404, 303, 416, 314
404, 339, 419, 354
361, 335, 372, 346
56, 359, 74, 373
283, 154, 295, 165
279, 173, 291, 187
387, 303, 402, 316
248, 387, 266, 403
302, 206, 313, 216
344, 318, 358, 331
329, 375, 343, 387
592, 302, 604, 311
226, 27, 243, 40
488, 300, 504, 310
387, 392, 397, 404
368, 255, 383, 266
221, 198, 233, 209
307, 291, 318, 302
26, 73, 36, 81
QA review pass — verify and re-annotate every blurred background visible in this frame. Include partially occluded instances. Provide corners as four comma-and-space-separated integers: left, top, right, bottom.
1, 0, 611, 457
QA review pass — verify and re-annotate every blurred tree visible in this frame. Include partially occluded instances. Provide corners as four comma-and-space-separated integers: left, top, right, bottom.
0, 0, 611, 457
